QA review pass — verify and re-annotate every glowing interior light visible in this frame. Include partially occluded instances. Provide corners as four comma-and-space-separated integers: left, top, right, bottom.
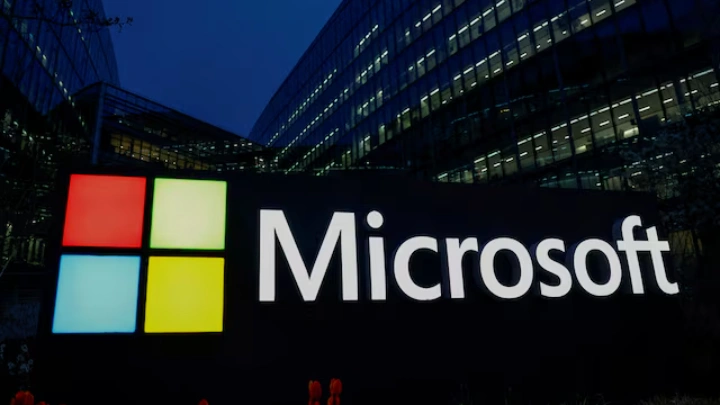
52, 255, 140, 334
149, 178, 227, 250
62, 174, 146, 248
144, 256, 225, 333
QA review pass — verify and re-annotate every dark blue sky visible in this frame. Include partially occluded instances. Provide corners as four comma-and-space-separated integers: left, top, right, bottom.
103, 0, 341, 137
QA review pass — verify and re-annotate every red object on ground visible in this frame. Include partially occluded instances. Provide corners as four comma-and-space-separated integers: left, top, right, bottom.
328, 379, 342, 405
309, 380, 322, 405
11, 391, 34, 405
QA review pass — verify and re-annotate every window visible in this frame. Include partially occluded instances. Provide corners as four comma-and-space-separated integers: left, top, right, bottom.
462, 169, 474, 184
448, 171, 461, 183
473, 40, 490, 85
551, 121, 572, 162
462, 63, 476, 90
408, 62, 417, 84
571, 114, 592, 155
410, 4, 422, 39
591, 0, 612, 23
496, 0, 512, 22
396, 24, 408, 51
426, 47, 437, 71
591, 104, 615, 146
534, 131, 552, 167
612, 95, 638, 140
421, 93, 431, 117
430, 87, 442, 111
501, 22, 519, 70
690, 68, 720, 109
516, 17, 534, 61
568, 0, 591, 34
489, 49, 503, 78
550, 7, 570, 44
518, 136, 535, 171
439, 66, 453, 104
401, 106, 412, 130
434, 23, 449, 64
487, 150, 503, 180
421, 7, 433, 32
468, 1, 482, 41
448, 32, 459, 55
558, 172, 578, 189
636, 85, 664, 124
657, 81, 678, 122
432, 3, 444, 24
473, 156, 489, 183
452, 69, 464, 97
483, 5, 497, 32
540, 175, 559, 188
614, 0, 635, 13
417, 53, 427, 78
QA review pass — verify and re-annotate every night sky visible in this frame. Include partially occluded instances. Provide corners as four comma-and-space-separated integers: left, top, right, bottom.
102, 0, 341, 138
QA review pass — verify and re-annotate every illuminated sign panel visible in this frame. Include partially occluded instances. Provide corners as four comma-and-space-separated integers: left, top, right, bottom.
52, 174, 227, 334
144, 256, 225, 333
50, 172, 679, 337
42, 172, 686, 403
149, 178, 227, 250
258, 210, 679, 302
52, 255, 140, 334
62, 174, 146, 248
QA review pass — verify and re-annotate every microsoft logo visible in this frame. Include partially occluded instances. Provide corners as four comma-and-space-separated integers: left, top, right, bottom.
52, 174, 227, 334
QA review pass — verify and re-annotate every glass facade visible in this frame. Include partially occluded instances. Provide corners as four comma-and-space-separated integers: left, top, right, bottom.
0, 0, 119, 115
1, 0, 120, 279
249, 0, 720, 190
74, 83, 271, 173
0, 0, 120, 343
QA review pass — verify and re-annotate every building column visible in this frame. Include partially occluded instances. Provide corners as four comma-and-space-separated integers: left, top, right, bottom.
91, 83, 106, 165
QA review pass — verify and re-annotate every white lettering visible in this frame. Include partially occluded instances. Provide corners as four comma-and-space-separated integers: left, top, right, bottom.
367, 211, 387, 300
368, 236, 387, 300
480, 238, 534, 299
445, 238, 479, 299
573, 239, 622, 297
535, 239, 572, 298
259, 209, 359, 302
616, 215, 678, 295
645, 226, 678, 295
393, 236, 441, 301
258, 211, 677, 302
616, 215, 647, 294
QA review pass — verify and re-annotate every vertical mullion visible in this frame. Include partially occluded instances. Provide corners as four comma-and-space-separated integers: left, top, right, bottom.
136, 175, 155, 334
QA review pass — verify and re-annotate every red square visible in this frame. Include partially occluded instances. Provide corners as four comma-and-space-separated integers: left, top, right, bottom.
62, 174, 147, 248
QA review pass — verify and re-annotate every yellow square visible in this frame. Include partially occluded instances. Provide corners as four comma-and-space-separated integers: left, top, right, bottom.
144, 256, 224, 333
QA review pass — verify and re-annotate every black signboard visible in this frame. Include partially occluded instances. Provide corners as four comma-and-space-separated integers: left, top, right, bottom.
36, 170, 682, 405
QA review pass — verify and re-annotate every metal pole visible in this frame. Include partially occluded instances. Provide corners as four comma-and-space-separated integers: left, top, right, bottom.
91, 83, 106, 165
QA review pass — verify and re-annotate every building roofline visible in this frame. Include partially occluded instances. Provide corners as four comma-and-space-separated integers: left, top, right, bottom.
248, 0, 354, 141
74, 81, 253, 142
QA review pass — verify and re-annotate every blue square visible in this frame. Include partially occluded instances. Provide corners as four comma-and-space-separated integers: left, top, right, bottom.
52, 255, 140, 334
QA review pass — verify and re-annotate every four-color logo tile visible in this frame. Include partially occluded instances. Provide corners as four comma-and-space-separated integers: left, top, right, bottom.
52, 174, 227, 334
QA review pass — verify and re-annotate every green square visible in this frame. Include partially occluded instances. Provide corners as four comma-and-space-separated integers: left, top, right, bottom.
150, 178, 227, 250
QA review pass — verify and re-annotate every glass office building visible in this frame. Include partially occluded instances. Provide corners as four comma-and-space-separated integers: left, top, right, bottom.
0, 0, 119, 115
74, 82, 271, 173
1, 0, 119, 272
0, 0, 120, 338
250, 0, 720, 190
